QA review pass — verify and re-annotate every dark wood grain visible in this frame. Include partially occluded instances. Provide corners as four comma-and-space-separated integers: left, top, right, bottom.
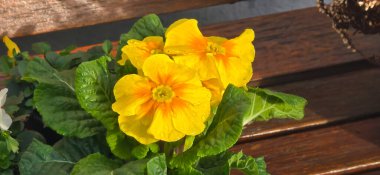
232, 117, 380, 175
240, 67, 380, 142
0, 0, 237, 38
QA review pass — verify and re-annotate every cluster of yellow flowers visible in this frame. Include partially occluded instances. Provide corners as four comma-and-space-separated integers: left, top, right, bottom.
113, 19, 255, 144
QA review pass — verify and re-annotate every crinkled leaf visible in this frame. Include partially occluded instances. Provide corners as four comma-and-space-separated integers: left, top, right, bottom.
228, 152, 269, 175
25, 58, 103, 137
170, 85, 250, 168
147, 154, 167, 175
71, 153, 148, 175
53, 135, 109, 162
244, 87, 307, 125
132, 144, 150, 160
18, 139, 75, 175
75, 56, 117, 130
106, 128, 146, 160
16, 130, 46, 153
34, 83, 104, 138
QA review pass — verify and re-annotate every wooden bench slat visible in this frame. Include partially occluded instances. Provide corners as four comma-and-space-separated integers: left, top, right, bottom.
241, 66, 380, 142
0, 0, 237, 38
233, 117, 380, 175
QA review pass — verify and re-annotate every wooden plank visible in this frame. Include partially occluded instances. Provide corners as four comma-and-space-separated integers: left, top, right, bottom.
240, 67, 380, 142
232, 117, 380, 175
0, 0, 237, 38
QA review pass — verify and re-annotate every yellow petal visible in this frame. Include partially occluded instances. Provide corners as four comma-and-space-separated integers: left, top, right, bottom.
215, 56, 253, 88
148, 104, 185, 142
224, 29, 255, 62
164, 19, 207, 55
142, 54, 180, 85
122, 36, 164, 69
207, 36, 228, 45
117, 53, 129, 66
170, 98, 206, 135
173, 84, 211, 122
3, 36, 20, 58
202, 78, 224, 106
119, 114, 157, 145
112, 74, 152, 116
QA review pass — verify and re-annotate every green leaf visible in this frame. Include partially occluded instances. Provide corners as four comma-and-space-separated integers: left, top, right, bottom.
106, 128, 144, 160
147, 154, 167, 175
0, 56, 12, 74
102, 40, 113, 54
60, 45, 77, 56
244, 87, 307, 125
16, 130, 46, 153
5, 136, 19, 153
228, 152, 269, 175
117, 14, 165, 59
71, 153, 148, 175
196, 152, 231, 175
34, 83, 104, 138
132, 144, 150, 160
170, 85, 250, 168
23, 58, 64, 84
75, 56, 117, 130
53, 135, 109, 162
115, 159, 148, 175
25, 58, 103, 137
19, 139, 75, 175
195, 151, 269, 175
31, 42, 51, 54
70, 153, 122, 175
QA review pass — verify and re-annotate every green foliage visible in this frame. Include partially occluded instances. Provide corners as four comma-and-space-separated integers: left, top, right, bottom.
228, 152, 269, 175
53, 135, 110, 162
71, 153, 168, 175
18, 139, 75, 175
34, 83, 104, 138
195, 151, 268, 175
106, 128, 146, 160
24, 58, 104, 138
16, 130, 46, 153
75, 56, 117, 130
19, 136, 110, 175
170, 85, 250, 168
31, 42, 52, 54
147, 154, 167, 175
102, 40, 113, 54
0, 132, 19, 170
71, 153, 149, 175
244, 87, 307, 125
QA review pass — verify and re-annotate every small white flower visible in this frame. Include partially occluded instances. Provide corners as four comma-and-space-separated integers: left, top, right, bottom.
0, 88, 12, 130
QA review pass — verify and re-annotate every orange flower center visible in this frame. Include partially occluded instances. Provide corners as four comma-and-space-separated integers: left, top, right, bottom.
152, 85, 175, 102
206, 42, 226, 56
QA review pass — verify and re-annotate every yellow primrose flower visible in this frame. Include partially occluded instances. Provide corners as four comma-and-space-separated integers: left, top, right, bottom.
112, 54, 211, 144
119, 36, 164, 69
2, 36, 20, 58
164, 19, 255, 88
